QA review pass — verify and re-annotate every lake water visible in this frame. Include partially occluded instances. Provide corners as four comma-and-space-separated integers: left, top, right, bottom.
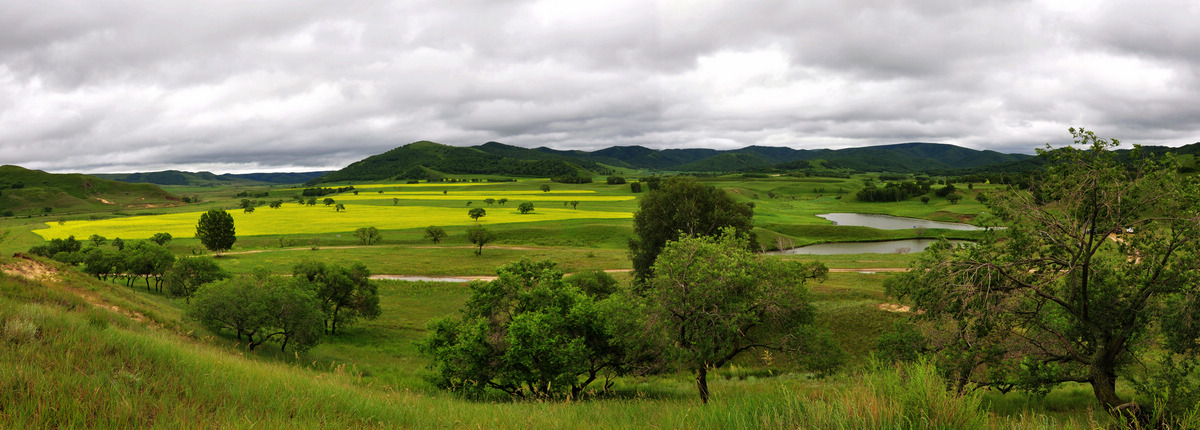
766, 239, 971, 255
818, 213, 987, 231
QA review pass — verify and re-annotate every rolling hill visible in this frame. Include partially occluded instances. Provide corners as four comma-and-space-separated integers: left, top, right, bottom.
310, 140, 1038, 184
0, 165, 180, 216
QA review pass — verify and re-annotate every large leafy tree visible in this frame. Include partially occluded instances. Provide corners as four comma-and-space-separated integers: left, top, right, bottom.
888, 129, 1200, 413
648, 229, 830, 404
164, 256, 230, 303
629, 176, 755, 284
419, 259, 645, 398
292, 261, 381, 335
195, 209, 236, 255
189, 274, 324, 352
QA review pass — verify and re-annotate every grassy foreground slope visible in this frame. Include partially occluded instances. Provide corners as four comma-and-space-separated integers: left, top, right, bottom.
1, 255, 1118, 429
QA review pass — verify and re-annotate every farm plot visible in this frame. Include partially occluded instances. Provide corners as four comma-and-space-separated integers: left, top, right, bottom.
33, 204, 633, 240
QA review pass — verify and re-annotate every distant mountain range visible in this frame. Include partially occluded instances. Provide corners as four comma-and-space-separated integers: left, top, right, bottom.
93, 170, 328, 186
305, 140, 1039, 184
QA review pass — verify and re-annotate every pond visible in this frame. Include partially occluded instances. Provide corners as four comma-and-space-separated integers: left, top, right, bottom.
818, 213, 987, 231
766, 239, 972, 255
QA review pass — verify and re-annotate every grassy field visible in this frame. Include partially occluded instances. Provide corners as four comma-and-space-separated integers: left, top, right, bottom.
0, 256, 1129, 428
3, 173, 1152, 427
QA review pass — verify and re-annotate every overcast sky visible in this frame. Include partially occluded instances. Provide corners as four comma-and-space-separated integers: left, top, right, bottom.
2, 0, 1198, 173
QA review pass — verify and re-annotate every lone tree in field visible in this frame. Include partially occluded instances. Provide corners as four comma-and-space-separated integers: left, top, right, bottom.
888, 128, 1200, 416
354, 227, 382, 245
468, 207, 486, 221
518, 202, 534, 214
323, 197, 335, 206
424, 226, 447, 244
629, 176, 755, 284
498, 198, 508, 205
569, 200, 580, 209
540, 184, 551, 192
466, 225, 492, 256
196, 209, 236, 255
648, 230, 832, 404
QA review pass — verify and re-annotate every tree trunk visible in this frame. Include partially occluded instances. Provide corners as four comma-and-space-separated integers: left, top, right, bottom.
1090, 363, 1123, 411
696, 367, 710, 404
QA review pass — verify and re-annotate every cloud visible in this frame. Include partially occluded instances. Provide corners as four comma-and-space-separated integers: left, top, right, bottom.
1, 0, 1197, 173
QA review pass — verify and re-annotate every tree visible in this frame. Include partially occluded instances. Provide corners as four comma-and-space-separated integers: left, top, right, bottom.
647, 230, 831, 404
630, 182, 642, 193
498, 198, 508, 206
270, 200, 283, 209
306, 197, 317, 206
164, 256, 229, 303
424, 226, 447, 244
418, 259, 640, 398
393, 197, 400, 206
335, 203, 345, 212
945, 193, 962, 204
606, 176, 626, 185
150, 232, 172, 246
518, 202, 534, 214
124, 241, 175, 291
920, 196, 930, 204
112, 237, 125, 251
887, 128, 1200, 414
292, 261, 381, 335
190, 274, 324, 352
195, 209, 236, 255
569, 201, 580, 210
485, 198, 496, 205
468, 207, 486, 221
323, 197, 335, 206
244, 205, 255, 214
540, 184, 551, 192
466, 225, 492, 256
89, 234, 107, 247
629, 176, 755, 284
354, 227, 382, 245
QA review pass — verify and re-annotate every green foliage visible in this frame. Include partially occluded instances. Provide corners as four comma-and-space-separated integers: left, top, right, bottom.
189, 274, 324, 352
540, 184, 551, 192
630, 176, 755, 283
28, 235, 82, 258
563, 269, 618, 300
88, 234, 106, 247
468, 207, 486, 220
887, 128, 1200, 412
354, 227, 382, 245
418, 259, 639, 398
292, 261, 380, 335
606, 176, 626, 185
149, 232, 172, 246
874, 320, 928, 364
647, 229, 831, 403
195, 209, 236, 254
424, 225, 447, 244
123, 241, 175, 291
517, 202, 534, 214
466, 225, 492, 256
163, 256, 229, 303
630, 181, 642, 193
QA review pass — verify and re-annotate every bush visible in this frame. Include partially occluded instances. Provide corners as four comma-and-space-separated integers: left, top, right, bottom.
606, 176, 626, 185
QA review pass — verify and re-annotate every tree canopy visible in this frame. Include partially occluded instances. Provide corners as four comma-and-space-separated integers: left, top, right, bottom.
647, 229, 831, 403
629, 176, 755, 284
887, 128, 1200, 416
195, 209, 236, 254
292, 261, 381, 335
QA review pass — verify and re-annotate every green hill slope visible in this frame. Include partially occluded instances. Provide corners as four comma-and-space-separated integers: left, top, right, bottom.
95, 170, 328, 186
309, 141, 598, 184
0, 165, 179, 216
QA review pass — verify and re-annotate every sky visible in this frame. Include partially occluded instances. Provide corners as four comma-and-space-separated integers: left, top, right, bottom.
2, 0, 1199, 174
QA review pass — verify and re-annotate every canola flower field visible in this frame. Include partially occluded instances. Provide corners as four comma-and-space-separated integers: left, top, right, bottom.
35, 203, 632, 240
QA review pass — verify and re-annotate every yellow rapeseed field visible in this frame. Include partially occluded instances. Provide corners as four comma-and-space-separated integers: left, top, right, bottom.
33, 205, 632, 240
